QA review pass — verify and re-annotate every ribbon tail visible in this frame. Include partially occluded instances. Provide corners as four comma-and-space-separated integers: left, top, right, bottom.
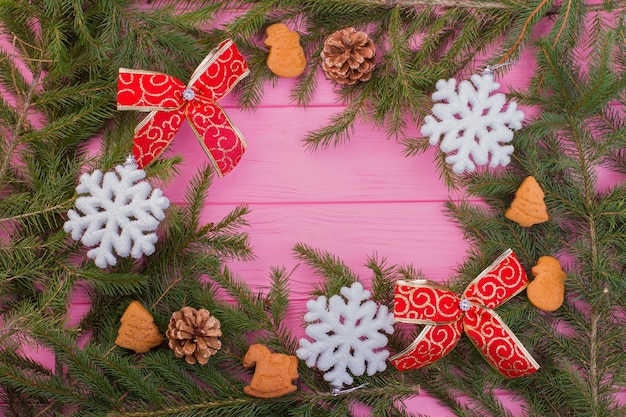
186, 102, 246, 177
464, 306, 540, 378
390, 320, 463, 371
133, 109, 186, 168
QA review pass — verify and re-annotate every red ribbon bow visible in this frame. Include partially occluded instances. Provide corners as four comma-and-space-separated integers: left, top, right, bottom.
391, 249, 539, 378
117, 39, 249, 176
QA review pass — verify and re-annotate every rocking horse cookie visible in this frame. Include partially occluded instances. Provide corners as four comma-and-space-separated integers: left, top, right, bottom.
242, 344, 299, 398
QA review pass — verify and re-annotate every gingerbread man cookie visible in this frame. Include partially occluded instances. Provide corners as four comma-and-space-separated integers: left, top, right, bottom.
242, 344, 299, 398
264, 23, 306, 78
115, 301, 164, 353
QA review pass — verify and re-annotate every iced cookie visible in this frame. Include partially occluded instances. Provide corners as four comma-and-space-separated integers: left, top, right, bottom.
243, 344, 299, 398
264, 23, 306, 78
115, 301, 164, 353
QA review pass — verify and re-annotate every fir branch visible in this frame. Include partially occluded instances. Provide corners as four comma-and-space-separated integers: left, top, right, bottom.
182, 164, 215, 233
495, 0, 553, 65
0, 355, 96, 413
400, 136, 431, 157
234, 46, 274, 110
225, 0, 281, 40
105, 397, 293, 417
434, 146, 461, 191
548, 0, 584, 49
201, 204, 254, 262
265, 266, 293, 326
292, 242, 359, 296
139, 352, 210, 400
0, 64, 42, 184
90, 347, 166, 408
28, 325, 121, 409
290, 37, 322, 107
363, 0, 625, 13
79, 269, 150, 298
0, 199, 73, 225
302, 90, 370, 150
365, 253, 397, 307
369, 0, 510, 8
206, 266, 270, 328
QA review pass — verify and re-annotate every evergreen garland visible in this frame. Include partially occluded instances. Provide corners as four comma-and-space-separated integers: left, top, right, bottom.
0, 1, 624, 416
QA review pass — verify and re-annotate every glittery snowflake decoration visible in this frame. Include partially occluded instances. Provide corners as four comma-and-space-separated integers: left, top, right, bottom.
421, 72, 525, 174
64, 157, 170, 268
296, 282, 394, 389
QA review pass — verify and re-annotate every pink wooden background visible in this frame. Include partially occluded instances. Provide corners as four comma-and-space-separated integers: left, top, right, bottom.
9, 15, 625, 417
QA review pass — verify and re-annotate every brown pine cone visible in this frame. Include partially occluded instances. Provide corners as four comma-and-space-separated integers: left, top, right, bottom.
321, 27, 376, 85
166, 307, 222, 365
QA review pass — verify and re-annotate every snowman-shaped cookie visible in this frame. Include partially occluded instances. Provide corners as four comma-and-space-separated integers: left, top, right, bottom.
527, 256, 567, 312
264, 23, 306, 78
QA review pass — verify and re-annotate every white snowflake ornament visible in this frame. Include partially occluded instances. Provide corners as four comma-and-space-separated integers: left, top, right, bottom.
421, 72, 524, 174
64, 157, 170, 268
296, 282, 394, 389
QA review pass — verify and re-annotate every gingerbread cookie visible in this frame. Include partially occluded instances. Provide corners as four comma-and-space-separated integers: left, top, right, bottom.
242, 344, 299, 398
264, 23, 306, 78
115, 301, 164, 353
527, 256, 566, 312
505, 176, 549, 227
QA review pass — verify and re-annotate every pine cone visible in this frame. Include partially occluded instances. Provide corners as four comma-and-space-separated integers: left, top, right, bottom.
166, 307, 222, 365
321, 27, 376, 85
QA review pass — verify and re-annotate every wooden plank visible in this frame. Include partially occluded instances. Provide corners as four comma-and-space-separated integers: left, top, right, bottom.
205, 202, 467, 285
162, 106, 464, 204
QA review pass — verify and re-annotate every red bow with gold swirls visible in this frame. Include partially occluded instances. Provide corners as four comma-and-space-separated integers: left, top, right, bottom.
117, 39, 249, 177
391, 249, 539, 378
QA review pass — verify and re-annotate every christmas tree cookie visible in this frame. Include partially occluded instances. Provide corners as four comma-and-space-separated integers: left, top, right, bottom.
115, 301, 164, 353
505, 176, 549, 227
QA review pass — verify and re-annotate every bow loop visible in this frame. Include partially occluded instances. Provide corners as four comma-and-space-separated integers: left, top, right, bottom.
394, 280, 463, 325
118, 70, 186, 111
117, 39, 249, 176
185, 100, 246, 174
392, 321, 463, 372
190, 39, 250, 101
391, 249, 540, 378
462, 249, 528, 309
134, 109, 186, 159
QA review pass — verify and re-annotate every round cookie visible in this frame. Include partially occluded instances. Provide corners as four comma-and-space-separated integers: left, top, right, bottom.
264, 23, 306, 78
